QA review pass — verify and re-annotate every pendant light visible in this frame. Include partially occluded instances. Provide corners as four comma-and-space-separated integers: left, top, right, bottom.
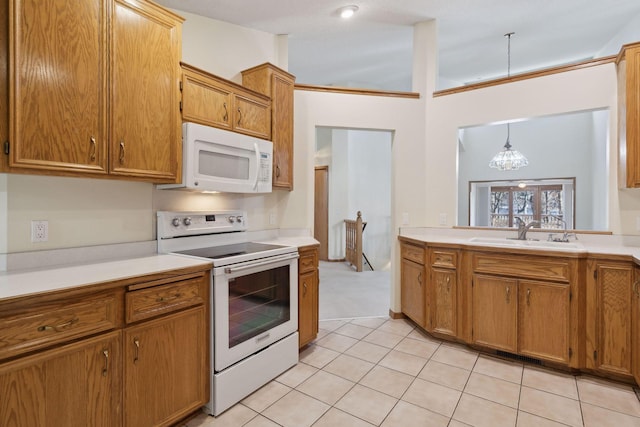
489, 32, 529, 171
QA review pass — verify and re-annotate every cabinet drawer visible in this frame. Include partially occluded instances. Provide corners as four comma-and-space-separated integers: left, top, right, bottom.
299, 251, 317, 274
126, 276, 206, 323
472, 253, 571, 283
431, 249, 457, 268
0, 291, 120, 360
401, 244, 425, 265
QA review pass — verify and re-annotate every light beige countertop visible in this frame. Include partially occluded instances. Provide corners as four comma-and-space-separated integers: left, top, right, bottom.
399, 227, 640, 262
0, 254, 212, 302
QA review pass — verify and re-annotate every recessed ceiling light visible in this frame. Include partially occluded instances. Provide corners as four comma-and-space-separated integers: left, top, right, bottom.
339, 5, 359, 19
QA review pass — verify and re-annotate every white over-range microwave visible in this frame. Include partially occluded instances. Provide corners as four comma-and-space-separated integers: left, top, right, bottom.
158, 122, 273, 193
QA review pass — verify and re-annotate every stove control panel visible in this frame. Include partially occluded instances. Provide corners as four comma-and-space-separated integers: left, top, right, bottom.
157, 211, 247, 239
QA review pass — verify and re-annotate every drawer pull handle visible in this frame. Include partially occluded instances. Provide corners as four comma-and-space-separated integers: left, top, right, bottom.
90, 136, 97, 161
37, 317, 78, 332
119, 141, 125, 164
505, 286, 510, 303
157, 293, 181, 303
526, 288, 531, 306
102, 349, 109, 377
133, 338, 140, 364
223, 102, 228, 122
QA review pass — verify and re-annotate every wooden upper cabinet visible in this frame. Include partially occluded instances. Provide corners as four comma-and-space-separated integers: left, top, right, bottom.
182, 65, 233, 131
618, 42, 640, 188
8, 0, 108, 174
242, 63, 295, 190
180, 63, 271, 139
110, 0, 182, 182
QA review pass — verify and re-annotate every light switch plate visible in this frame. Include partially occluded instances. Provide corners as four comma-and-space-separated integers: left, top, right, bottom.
402, 212, 409, 225
439, 213, 447, 226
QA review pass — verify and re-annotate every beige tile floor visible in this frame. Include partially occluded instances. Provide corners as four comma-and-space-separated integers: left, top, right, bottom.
185, 317, 640, 427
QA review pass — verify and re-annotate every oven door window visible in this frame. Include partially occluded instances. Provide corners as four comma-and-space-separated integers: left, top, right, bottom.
228, 264, 290, 348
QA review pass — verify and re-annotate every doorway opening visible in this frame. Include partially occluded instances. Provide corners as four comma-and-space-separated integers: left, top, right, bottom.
314, 127, 393, 320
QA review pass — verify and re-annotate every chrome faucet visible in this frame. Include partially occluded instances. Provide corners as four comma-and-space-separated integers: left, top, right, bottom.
515, 217, 540, 240
547, 216, 578, 242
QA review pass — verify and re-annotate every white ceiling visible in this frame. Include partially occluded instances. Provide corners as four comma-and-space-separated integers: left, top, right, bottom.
155, 0, 640, 91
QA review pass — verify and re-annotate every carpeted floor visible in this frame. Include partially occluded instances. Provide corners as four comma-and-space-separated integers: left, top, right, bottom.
318, 261, 390, 320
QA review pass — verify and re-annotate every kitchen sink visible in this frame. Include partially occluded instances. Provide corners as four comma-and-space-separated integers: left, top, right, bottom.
467, 237, 583, 250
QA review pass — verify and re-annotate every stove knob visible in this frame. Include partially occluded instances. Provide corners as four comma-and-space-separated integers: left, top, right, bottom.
228, 216, 235, 223
171, 218, 181, 227
236, 216, 243, 223
183, 217, 192, 226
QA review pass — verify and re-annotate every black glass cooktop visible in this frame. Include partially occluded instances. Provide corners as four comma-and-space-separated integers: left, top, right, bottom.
176, 242, 287, 260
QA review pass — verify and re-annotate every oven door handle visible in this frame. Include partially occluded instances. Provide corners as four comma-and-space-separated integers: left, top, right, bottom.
224, 252, 299, 274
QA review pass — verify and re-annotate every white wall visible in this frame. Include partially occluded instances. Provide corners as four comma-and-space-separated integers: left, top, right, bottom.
316, 129, 392, 269
347, 130, 392, 270
457, 111, 607, 230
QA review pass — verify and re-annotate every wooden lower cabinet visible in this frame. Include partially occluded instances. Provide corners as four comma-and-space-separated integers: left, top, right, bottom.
401, 258, 426, 328
431, 268, 456, 335
0, 331, 122, 427
518, 280, 570, 364
634, 267, 640, 384
0, 266, 211, 427
298, 245, 319, 348
586, 260, 634, 376
124, 306, 207, 427
472, 274, 517, 353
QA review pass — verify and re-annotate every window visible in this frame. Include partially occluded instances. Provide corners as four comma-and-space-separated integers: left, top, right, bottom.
489, 184, 565, 229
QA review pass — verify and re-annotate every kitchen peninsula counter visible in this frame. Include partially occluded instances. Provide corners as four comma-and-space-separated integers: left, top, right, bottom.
399, 227, 640, 262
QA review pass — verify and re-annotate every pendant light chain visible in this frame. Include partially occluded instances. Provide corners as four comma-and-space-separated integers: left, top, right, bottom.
488, 31, 529, 171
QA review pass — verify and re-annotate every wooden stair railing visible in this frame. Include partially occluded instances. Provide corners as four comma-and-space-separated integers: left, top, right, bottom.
345, 211, 364, 272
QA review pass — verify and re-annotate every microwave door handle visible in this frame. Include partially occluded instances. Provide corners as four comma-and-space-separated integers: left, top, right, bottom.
253, 142, 260, 191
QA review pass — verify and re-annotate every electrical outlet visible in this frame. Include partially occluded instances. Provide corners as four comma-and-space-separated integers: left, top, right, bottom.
31, 220, 48, 243
439, 213, 448, 226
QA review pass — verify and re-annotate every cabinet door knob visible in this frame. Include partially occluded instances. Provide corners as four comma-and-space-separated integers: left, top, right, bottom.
526, 288, 531, 306
417, 272, 422, 285
505, 286, 510, 303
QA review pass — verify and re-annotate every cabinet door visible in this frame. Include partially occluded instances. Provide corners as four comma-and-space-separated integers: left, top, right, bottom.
181, 69, 233, 130
472, 274, 517, 352
9, 0, 107, 174
271, 74, 294, 190
124, 306, 207, 427
594, 263, 633, 376
232, 93, 271, 139
401, 259, 426, 328
111, 0, 181, 182
431, 268, 456, 337
518, 280, 570, 364
0, 331, 121, 427
299, 270, 319, 348
633, 267, 640, 385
